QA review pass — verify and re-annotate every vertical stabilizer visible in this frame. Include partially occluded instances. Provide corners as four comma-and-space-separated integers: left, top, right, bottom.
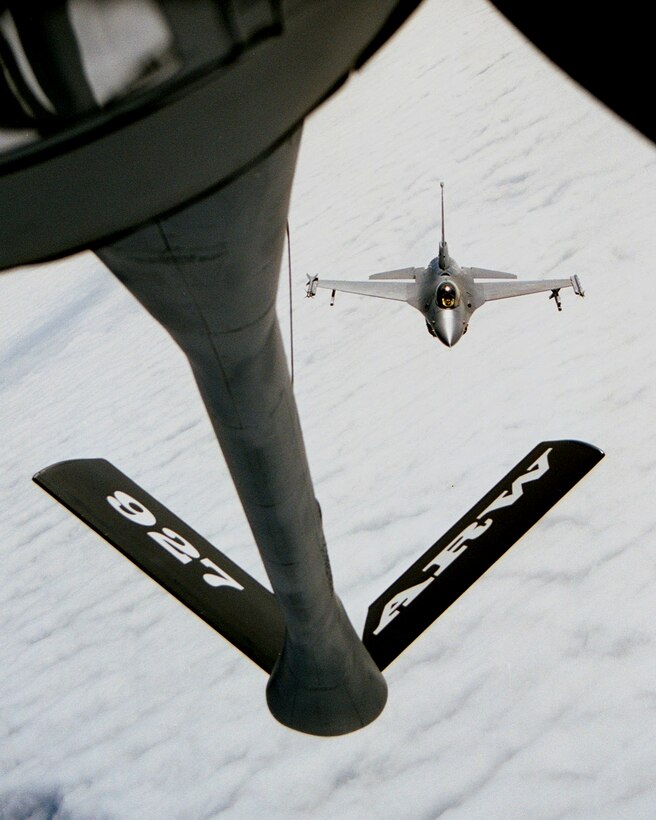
438, 181, 449, 270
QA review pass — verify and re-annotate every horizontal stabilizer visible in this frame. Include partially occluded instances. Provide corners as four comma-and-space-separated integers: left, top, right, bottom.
465, 266, 518, 279
369, 267, 423, 280
363, 440, 604, 670
33, 459, 284, 672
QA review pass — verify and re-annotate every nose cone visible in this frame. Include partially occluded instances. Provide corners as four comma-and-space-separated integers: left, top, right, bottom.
434, 311, 464, 347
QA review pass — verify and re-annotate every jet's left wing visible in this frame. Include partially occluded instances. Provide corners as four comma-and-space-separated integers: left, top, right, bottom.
481, 275, 584, 302
314, 278, 414, 303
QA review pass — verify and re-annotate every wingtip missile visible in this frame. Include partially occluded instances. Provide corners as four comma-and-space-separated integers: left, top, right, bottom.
571, 274, 585, 297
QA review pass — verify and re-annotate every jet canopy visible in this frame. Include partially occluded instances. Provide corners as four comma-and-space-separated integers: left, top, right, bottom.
435, 280, 460, 309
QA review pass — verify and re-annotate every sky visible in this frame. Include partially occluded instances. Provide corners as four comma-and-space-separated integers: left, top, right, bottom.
1, 0, 655, 817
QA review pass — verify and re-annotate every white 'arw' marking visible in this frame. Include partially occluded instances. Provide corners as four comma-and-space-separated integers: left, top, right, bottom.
372, 447, 552, 635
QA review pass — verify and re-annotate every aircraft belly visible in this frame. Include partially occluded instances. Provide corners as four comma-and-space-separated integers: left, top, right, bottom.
0, 0, 423, 269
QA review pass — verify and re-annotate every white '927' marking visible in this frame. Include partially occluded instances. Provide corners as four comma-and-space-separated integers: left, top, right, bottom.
106, 491, 244, 592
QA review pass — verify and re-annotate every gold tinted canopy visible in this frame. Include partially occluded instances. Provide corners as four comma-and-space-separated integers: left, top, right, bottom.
435, 280, 459, 309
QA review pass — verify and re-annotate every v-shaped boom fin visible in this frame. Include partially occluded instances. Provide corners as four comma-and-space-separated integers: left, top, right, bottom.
34, 459, 285, 672
363, 440, 604, 671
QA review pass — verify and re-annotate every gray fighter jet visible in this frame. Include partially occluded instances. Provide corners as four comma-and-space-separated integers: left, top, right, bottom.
307, 183, 584, 346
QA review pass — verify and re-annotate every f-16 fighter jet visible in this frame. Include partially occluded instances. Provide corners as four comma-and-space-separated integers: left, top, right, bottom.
307, 183, 584, 346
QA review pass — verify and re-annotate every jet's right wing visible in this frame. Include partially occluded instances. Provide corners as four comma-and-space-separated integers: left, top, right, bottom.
314, 278, 414, 303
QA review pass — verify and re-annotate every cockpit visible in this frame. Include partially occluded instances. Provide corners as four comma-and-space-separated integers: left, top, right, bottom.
435, 280, 459, 309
